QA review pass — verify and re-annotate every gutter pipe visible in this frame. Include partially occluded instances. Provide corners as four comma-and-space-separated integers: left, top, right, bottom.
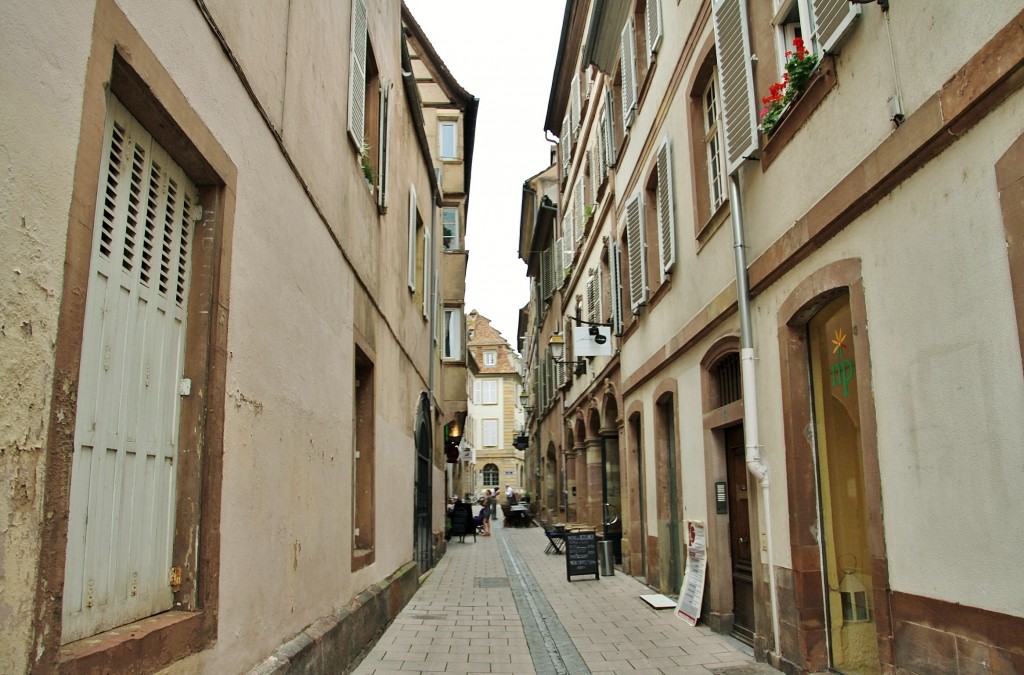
728, 173, 781, 659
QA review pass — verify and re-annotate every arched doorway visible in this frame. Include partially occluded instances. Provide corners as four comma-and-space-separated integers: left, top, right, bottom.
601, 392, 623, 563
654, 384, 683, 595
413, 393, 433, 573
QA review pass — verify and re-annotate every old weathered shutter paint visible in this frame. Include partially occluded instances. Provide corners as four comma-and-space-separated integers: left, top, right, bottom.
712, 0, 758, 175
620, 16, 638, 130
64, 98, 193, 643
646, 0, 664, 60
625, 194, 648, 313
610, 239, 625, 335
377, 81, 390, 210
408, 186, 417, 291
347, 0, 367, 146
815, 0, 860, 54
656, 138, 676, 277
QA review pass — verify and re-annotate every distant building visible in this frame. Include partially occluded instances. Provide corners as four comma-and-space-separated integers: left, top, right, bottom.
465, 311, 525, 500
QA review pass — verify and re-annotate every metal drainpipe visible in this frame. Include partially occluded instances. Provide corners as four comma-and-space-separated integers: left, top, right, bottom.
728, 173, 781, 658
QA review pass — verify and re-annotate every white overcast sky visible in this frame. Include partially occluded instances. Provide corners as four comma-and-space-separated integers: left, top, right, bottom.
404, 0, 564, 349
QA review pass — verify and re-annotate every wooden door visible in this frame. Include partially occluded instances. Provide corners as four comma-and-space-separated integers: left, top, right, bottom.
63, 98, 195, 643
725, 425, 754, 644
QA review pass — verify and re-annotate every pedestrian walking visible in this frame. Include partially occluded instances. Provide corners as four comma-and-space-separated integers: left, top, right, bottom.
479, 489, 493, 535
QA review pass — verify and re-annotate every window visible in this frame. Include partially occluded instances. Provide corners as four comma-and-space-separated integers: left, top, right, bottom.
443, 309, 462, 359
654, 138, 677, 278
771, 0, 860, 60
442, 207, 460, 250
483, 351, 497, 367
352, 348, 375, 569
644, 0, 664, 62
482, 380, 498, 404
624, 194, 648, 314
482, 419, 499, 447
609, 239, 625, 335
408, 186, 421, 292
348, 0, 389, 209
703, 75, 726, 214
439, 120, 457, 159
620, 15, 639, 130
482, 463, 499, 487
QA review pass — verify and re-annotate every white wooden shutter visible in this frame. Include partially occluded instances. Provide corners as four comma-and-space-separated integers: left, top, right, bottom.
422, 227, 431, 318
596, 267, 605, 324
447, 310, 462, 359
473, 379, 482, 404
560, 115, 571, 179
646, 0, 664, 60
656, 138, 676, 277
541, 247, 552, 299
713, 0, 758, 175
377, 81, 390, 210
407, 186, 417, 291
554, 236, 564, 289
620, 16, 638, 130
570, 72, 582, 135
587, 272, 598, 323
64, 98, 193, 642
610, 239, 625, 335
815, 0, 861, 54
625, 194, 648, 313
347, 0, 367, 146
563, 227, 575, 276
574, 179, 585, 244
597, 111, 608, 180
604, 88, 617, 167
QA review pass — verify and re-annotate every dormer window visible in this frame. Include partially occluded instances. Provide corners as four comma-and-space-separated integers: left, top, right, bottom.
483, 350, 497, 367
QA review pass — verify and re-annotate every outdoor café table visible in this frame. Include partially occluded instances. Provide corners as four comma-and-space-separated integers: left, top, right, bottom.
509, 504, 533, 527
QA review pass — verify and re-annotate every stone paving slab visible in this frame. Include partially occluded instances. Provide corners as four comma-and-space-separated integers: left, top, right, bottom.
351, 523, 777, 675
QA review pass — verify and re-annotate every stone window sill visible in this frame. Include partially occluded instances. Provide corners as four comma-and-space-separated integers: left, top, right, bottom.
761, 56, 838, 171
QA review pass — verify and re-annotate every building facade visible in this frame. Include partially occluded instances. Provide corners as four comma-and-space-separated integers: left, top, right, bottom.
0, 1, 472, 672
465, 311, 525, 499
522, 0, 1024, 673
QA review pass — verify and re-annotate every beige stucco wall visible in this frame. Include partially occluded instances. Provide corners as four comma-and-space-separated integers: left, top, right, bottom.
1, 0, 446, 672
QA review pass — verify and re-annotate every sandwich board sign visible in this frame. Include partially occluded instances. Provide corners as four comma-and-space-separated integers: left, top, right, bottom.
675, 520, 707, 625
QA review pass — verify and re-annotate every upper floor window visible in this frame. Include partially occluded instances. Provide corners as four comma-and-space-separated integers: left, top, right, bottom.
703, 74, 725, 214
482, 419, 499, 446
483, 350, 497, 367
482, 379, 498, 404
772, 0, 861, 63
347, 0, 389, 210
439, 120, 457, 160
443, 308, 462, 359
442, 207, 460, 250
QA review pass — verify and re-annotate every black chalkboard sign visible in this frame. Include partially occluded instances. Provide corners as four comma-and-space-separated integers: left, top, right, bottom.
565, 531, 599, 581
449, 503, 474, 542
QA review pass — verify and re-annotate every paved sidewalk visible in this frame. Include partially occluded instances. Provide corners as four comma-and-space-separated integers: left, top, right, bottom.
351, 521, 777, 674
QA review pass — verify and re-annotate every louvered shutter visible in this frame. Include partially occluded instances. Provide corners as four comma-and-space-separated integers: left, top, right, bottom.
542, 247, 553, 299
574, 180, 585, 244
620, 16, 638, 130
712, 0, 758, 175
570, 72, 582, 136
422, 228, 431, 318
596, 267, 605, 323
554, 236, 564, 289
815, 0, 861, 54
610, 239, 625, 335
646, 0, 663, 60
625, 194, 648, 313
347, 0, 367, 146
563, 227, 574, 276
597, 111, 608, 180
587, 273, 598, 323
407, 187, 417, 291
65, 98, 194, 641
377, 81, 390, 210
656, 138, 676, 277
473, 379, 482, 404
551, 239, 561, 293
604, 88, 617, 167
560, 115, 571, 179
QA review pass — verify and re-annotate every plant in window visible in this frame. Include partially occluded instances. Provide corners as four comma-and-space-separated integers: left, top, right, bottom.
759, 37, 819, 137
360, 140, 375, 187
583, 203, 594, 224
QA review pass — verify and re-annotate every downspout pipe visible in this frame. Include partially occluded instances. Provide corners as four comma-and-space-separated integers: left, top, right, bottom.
728, 173, 781, 660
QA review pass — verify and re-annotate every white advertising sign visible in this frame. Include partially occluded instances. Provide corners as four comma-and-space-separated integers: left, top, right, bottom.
675, 520, 707, 626
572, 326, 614, 357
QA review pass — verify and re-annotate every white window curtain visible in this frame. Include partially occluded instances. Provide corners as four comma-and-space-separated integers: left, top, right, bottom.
443, 309, 461, 359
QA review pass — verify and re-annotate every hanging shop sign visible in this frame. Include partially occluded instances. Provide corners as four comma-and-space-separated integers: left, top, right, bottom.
572, 325, 614, 357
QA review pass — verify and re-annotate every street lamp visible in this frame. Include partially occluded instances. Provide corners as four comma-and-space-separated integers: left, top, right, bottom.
548, 332, 586, 375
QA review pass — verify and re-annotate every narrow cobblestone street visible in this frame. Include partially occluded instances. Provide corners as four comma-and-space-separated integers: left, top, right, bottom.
352, 519, 775, 674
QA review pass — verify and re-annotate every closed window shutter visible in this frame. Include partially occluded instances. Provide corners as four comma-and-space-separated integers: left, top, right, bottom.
377, 81, 390, 210
587, 272, 598, 323
712, 0, 758, 175
656, 138, 676, 277
541, 247, 552, 299
563, 228, 574, 278
422, 228, 431, 318
560, 115, 571, 179
596, 267, 604, 323
574, 180, 585, 245
620, 16, 638, 130
597, 111, 608, 180
407, 186, 417, 291
604, 88, 617, 167
815, 0, 861, 54
570, 72, 582, 135
347, 0, 367, 146
646, 0, 663, 60
473, 379, 481, 404
555, 236, 564, 288
625, 194, 648, 313
610, 239, 624, 335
